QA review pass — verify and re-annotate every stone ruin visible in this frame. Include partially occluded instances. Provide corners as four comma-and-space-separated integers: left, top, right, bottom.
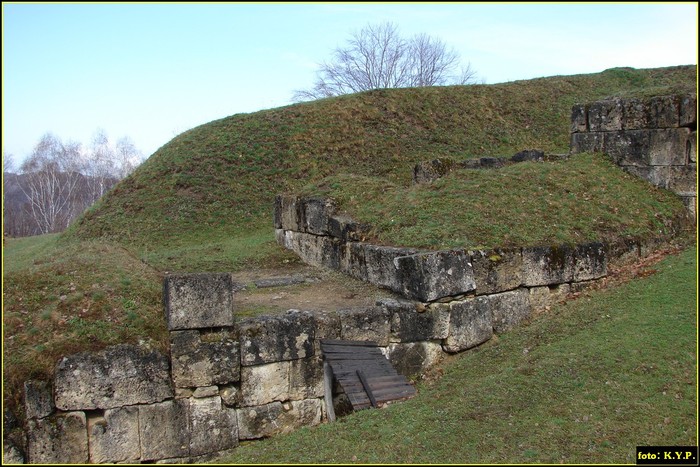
5, 93, 696, 464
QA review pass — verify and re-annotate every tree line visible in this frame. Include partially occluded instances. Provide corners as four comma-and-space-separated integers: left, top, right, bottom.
3, 130, 143, 237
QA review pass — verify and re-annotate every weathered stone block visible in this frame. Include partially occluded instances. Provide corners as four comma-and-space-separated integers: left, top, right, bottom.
220, 384, 240, 407
622, 165, 672, 189
88, 406, 140, 463
189, 396, 238, 457
55, 344, 172, 411
491, 288, 531, 334
239, 310, 315, 366
193, 386, 219, 398
603, 130, 651, 166
328, 214, 371, 242
138, 399, 190, 461
622, 98, 648, 130
3, 440, 24, 464
284, 230, 342, 269
239, 361, 291, 407
588, 99, 623, 132
364, 244, 419, 292
170, 329, 240, 388
669, 164, 698, 195
28, 412, 88, 464
470, 248, 523, 295
24, 379, 53, 420
443, 296, 492, 353
237, 399, 322, 440
413, 158, 456, 183
570, 132, 604, 154
338, 306, 390, 346
679, 94, 697, 128
647, 95, 679, 128
389, 301, 450, 342
289, 356, 324, 400
342, 241, 368, 279
302, 197, 336, 235
395, 249, 476, 302
164, 273, 235, 330
648, 128, 692, 166
385, 341, 443, 378
529, 283, 571, 314
573, 242, 607, 281
571, 104, 587, 133
274, 194, 300, 231
521, 245, 574, 287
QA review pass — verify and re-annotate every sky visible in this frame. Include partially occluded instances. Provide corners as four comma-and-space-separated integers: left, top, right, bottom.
2, 2, 698, 167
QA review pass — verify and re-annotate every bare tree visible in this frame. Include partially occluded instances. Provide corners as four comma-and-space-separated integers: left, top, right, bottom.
294, 22, 478, 101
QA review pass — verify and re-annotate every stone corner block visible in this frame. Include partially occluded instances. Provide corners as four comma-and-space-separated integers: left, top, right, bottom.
443, 296, 493, 353
164, 273, 236, 330
239, 310, 315, 366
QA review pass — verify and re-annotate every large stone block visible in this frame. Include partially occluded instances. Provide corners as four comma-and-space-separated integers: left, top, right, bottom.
521, 244, 575, 287
443, 296, 492, 353
274, 194, 301, 231
622, 98, 648, 130
364, 244, 420, 292
490, 288, 531, 334
395, 249, 476, 302
55, 344, 172, 411
679, 94, 697, 128
24, 379, 54, 420
237, 399, 322, 440
603, 130, 651, 166
164, 273, 235, 330
289, 356, 324, 400
470, 248, 523, 295
622, 165, 672, 190
28, 411, 89, 464
669, 165, 697, 195
570, 104, 587, 133
570, 132, 604, 154
138, 399, 190, 461
189, 396, 239, 457
239, 310, 315, 366
239, 361, 291, 407
647, 95, 679, 128
573, 242, 607, 281
338, 306, 390, 346
285, 230, 342, 269
385, 341, 443, 378
88, 406, 140, 463
327, 213, 372, 241
389, 301, 450, 342
342, 241, 368, 279
301, 197, 337, 235
648, 128, 693, 166
588, 99, 623, 132
170, 329, 240, 388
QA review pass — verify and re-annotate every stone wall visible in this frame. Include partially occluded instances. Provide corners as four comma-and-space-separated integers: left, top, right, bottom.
570, 93, 697, 218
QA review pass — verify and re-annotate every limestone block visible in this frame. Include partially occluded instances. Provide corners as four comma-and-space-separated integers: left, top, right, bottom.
603, 130, 651, 166
389, 301, 450, 342
570, 132, 604, 154
364, 244, 419, 292
529, 283, 571, 314
239, 361, 291, 407
239, 310, 315, 366
588, 99, 623, 132
338, 306, 390, 346
669, 165, 698, 195
274, 194, 301, 231
237, 399, 322, 440
189, 396, 238, 457
164, 273, 235, 330
138, 399, 190, 461
193, 386, 219, 398
385, 341, 443, 378
571, 104, 587, 133
395, 249, 476, 302
521, 245, 574, 287
647, 95, 679, 128
443, 296, 492, 353
328, 213, 371, 241
170, 329, 240, 388
301, 197, 337, 235
88, 406, 140, 463
342, 241, 368, 279
286, 230, 341, 269
469, 248, 523, 295
622, 165, 671, 190
27, 411, 88, 464
573, 242, 607, 281
54, 344, 172, 411
289, 356, 324, 400
24, 379, 54, 420
679, 94, 697, 128
622, 98, 648, 130
311, 310, 341, 341
648, 128, 693, 166
490, 288, 531, 334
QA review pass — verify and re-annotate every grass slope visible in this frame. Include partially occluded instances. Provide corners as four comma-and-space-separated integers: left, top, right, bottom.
68, 65, 696, 271
217, 247, 697, 464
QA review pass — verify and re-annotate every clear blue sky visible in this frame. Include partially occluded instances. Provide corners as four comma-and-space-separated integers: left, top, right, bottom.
2, 2, 697, 165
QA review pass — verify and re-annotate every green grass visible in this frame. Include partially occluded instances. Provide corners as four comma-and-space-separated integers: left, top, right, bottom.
299, 153, 687, 250
216, 246, 697, 464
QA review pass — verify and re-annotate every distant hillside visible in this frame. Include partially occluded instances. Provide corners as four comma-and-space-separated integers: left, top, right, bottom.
67, 65, 696, 270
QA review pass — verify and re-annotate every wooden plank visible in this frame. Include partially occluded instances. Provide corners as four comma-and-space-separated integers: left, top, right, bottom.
356, 370, 378, 408
323, 360, 336, 423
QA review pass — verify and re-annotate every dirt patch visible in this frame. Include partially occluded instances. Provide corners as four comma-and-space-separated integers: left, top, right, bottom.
231, 264, 401, 318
